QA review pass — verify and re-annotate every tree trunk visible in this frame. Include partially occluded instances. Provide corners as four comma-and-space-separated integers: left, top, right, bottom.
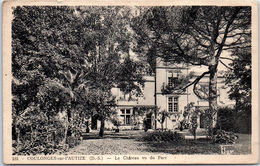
16, 127, 20, 144
99, 118, 105, 137
154, 71, 157, 129
14, 119, 20, 144
16, 126, 21, 152
62, 110, 69, 148
193, 129, 196, 140
208, 64, 218, 137
161, 116, 166, 131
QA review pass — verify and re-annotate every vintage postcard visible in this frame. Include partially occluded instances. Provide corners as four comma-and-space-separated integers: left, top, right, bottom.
2, 0, 258, 164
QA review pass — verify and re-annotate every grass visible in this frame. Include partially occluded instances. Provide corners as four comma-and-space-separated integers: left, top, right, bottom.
141, 131, 251, 155
64, 130, 251, 155
231, 133, 251, 154
142, 138, 219, 154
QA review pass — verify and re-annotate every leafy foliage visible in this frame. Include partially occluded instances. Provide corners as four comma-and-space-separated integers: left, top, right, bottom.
216, 107, 236, 132
225, 48, 251, 133
225, 48, 251, 106
216, 107, 250, 134
13, 110, 66, 155
161, 73, 193, 94
213, 130, 238, 144
12, 6, 146, 154
157, 109, 172, 130
110, 115, 122, 128
182, 102, 199, 139
142, 130, 184, 142
189, 113, 199, 140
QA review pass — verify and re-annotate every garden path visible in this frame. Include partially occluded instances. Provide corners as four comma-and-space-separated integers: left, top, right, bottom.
65, 130, 167, 155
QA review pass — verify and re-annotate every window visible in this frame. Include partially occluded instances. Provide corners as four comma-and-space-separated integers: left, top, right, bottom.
167, 71, 179, 87
168, 77, 173, 87
120, 109, 131, 125
168, 97, 178, 112
174, 97, 178, 112
168, 97, 173, 112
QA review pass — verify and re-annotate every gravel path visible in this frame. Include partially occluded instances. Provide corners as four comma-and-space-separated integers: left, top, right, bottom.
65, 130, 166, 155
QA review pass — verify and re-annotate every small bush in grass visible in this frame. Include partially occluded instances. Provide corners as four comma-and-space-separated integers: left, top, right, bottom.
213, 130, 238, 144
142, 130, 184, 143
67, 136, 81, 148
66, 125, 82, 148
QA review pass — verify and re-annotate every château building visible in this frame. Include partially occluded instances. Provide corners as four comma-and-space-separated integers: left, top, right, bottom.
89, 59, 234, 131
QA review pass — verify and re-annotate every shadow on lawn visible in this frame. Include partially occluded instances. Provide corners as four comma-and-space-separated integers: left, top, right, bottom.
139, 138, 221, 155
138, 134, 251, 155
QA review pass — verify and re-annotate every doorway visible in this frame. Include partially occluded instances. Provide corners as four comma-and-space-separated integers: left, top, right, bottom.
91, 114, 98, 130
200, 113, 207, 128
146, 113, 152, 129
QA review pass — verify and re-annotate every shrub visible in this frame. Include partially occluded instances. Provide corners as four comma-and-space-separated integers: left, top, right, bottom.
67, 136, 81, 148
12, 111, 83, 155
179, 120, 189, 130
216, 107, 251, 134
13, 118, 66, 155
142, 130, 184, 143
13, 140, 61, 155
110, 116, 122, 131
189, 113, 199, 139
216, 107, 237, 132
213, 130, 238, 144
66, 121, 82, 148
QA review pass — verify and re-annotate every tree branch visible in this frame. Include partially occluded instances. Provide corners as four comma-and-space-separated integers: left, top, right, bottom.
192, 35, 210, 48
222, 45, 251, 50
191, 24, 211, 41
219, 60, 233, 70
219, 57, 234, 61
193, 85, 210, 101
193, 78, 209, 101
227, 32, 251, 38
182, 71, 210, 91
175, 40, 208, 66
215, 7, 242, 59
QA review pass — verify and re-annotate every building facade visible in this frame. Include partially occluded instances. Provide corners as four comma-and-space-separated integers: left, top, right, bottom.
89, 60, 234, 131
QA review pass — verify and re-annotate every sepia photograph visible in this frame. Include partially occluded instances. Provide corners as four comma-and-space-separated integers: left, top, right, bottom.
2, 0, 258, 164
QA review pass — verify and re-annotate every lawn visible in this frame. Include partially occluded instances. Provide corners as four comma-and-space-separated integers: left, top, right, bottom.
64, 130, 251, 155
142, 133, 251, 155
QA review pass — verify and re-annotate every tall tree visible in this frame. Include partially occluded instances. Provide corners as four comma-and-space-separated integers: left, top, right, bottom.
132, 6, 251, 136
225, 48, 251, 109
225, 48, 251, 133
76, 6, 145, 136
12, 6, 145, 140
12, 6, 92, 146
